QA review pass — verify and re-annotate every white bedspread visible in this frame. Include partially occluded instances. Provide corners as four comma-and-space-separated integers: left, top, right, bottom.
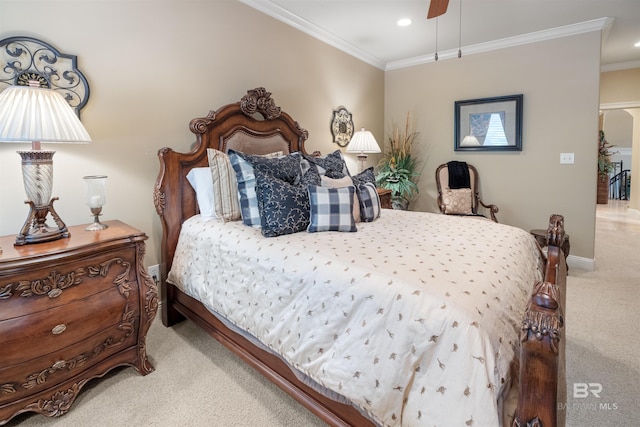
167, 209, 544, 426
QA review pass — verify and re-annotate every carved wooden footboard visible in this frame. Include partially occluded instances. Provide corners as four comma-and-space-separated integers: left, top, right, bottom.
514, 214, 567, 427
154, 88, 567, 427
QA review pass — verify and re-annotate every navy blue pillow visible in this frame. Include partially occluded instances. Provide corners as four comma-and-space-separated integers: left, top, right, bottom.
255, 169, 314, 237
228, 150, 303, 228
302, 150, 349, 179
351, 166, 376, 186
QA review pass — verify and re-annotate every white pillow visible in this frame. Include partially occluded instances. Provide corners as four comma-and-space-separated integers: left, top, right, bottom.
186, 167, 217, 220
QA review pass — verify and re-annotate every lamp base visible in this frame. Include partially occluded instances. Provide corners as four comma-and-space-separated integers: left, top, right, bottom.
356, 154, 368, 173
86, 207, 108, 231
15, 198, 70, 246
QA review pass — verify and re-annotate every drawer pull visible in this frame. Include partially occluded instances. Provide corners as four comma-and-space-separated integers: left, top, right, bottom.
52, 360, 67, 370
52, 324, 67, 335
48, 288, 62, 298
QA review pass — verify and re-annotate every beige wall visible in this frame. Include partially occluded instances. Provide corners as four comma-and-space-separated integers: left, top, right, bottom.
385, 32, 602, 260
0, 0, 384, 267
600, 68, 640, 104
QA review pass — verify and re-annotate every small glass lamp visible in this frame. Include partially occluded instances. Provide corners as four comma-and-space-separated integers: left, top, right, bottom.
345, 128, 381, 172
83, 175, 108, 231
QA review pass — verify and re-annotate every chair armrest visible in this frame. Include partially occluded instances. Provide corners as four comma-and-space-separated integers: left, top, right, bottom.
478, 198, 499, 222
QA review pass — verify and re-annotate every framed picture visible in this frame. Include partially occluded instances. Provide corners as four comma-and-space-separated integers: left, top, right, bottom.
330, 106, 354, 147
454, 94, 523, 151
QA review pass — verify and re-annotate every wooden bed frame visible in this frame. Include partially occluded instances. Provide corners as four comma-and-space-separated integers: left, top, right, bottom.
154, 87, 567, 427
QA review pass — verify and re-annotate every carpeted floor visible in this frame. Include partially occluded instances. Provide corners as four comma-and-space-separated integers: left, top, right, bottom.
561, 201, 640, 426
6, 202, 639, 426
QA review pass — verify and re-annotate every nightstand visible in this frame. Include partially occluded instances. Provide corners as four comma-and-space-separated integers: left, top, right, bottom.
530, 228, 570, 271
0, 221, 158, 424
376, 188, 392, 209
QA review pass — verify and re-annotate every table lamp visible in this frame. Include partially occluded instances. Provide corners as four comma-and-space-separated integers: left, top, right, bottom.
345, 128, 381, 173
0, 82, 92, 246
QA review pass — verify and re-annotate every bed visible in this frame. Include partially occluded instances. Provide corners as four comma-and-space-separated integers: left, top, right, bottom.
154, 87, 566, 427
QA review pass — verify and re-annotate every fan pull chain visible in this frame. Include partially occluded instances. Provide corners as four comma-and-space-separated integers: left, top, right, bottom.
435, 17, 439, 61
458, 0, 463, 58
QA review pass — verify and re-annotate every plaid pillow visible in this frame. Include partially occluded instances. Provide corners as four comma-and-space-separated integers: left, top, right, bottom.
228, 150, 261, 227
321, 175, 360, 223
307, 185, 357, 233
228, 150, 301, 228
357, 182, 381, 222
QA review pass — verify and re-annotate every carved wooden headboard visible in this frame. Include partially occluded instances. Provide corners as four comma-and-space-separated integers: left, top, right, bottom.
153, 88, 309, 301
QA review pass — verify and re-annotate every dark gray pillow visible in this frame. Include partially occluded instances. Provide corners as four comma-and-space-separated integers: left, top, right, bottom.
302, 150, 350, 179
228, 150, 303, 228
255, 169, 311, 237
351, 166, 376, 186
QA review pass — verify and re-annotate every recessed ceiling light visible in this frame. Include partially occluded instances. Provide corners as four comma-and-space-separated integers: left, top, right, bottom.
635, 40, 640, 47
397, 18, 412, 27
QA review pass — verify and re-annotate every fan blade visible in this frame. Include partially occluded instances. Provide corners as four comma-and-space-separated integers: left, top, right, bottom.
427, 0, 449, 19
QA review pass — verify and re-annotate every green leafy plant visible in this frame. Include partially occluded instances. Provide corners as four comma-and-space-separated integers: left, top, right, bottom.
375, 113, 421, 206
598, 130, 616, 181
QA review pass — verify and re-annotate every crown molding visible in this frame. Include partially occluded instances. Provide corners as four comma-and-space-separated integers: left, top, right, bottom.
240, 2, 613, 73
238, 0, 386, 70
386, 17, 612, 70
600, 101, 640, 110
601, 60, 640, 72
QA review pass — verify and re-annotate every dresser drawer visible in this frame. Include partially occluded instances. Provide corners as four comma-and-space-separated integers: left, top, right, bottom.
0, 320, 138, 405
0, 284, 138, 368
0, 221, 156, 424
0, 247, 138, 321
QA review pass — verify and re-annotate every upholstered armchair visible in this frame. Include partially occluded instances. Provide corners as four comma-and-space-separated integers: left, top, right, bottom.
435, 161, 499, 222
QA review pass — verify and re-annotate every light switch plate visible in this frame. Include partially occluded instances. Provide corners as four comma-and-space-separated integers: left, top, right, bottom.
560, 153, 574, 164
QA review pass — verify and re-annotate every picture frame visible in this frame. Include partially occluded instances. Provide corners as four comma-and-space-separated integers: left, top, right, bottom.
454, 94, 523, 151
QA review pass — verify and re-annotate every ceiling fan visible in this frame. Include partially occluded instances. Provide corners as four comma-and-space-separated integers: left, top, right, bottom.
427, 0, 449, 19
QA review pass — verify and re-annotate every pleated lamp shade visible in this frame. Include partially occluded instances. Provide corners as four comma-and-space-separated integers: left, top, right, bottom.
346, 128, 380, 172
345, 128, 381, 155
0, 85, 91, 144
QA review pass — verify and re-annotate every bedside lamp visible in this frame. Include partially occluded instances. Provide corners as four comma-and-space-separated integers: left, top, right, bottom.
346, 128, 381, 173
0, 82, 92, 246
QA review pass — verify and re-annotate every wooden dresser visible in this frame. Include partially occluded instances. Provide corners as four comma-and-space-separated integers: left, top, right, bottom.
0, 221, 157, 424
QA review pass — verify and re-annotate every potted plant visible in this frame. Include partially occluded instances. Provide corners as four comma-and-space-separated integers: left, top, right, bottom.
376, 113, 421, 210
597, 130, 616, 204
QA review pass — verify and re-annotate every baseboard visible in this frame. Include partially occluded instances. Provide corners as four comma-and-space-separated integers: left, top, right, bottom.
567, 255, 595, 271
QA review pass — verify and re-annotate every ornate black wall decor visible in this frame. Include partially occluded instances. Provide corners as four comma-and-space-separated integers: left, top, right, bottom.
330, 106, 354, 147
0, 36, 90, 117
